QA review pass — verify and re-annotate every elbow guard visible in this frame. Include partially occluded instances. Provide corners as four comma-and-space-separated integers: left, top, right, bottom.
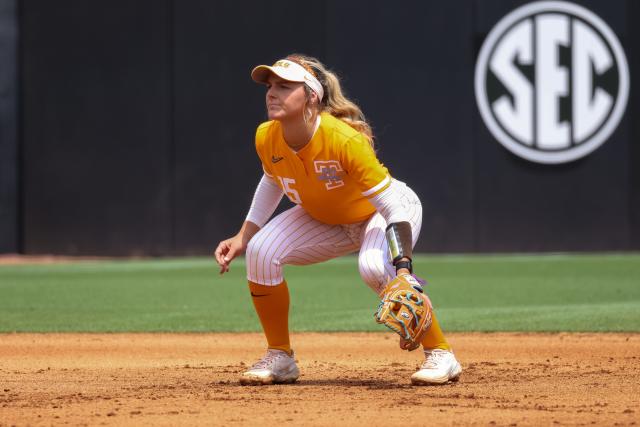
385, 222, 413, 271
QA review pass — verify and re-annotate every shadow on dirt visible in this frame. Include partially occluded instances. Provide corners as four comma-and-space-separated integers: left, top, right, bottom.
291, 378, 410, 389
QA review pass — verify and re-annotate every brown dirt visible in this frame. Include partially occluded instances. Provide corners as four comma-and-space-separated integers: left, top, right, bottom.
0, 333, 638, 426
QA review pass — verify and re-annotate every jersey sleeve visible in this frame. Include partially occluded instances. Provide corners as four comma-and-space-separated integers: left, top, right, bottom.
340, 134, 391, 197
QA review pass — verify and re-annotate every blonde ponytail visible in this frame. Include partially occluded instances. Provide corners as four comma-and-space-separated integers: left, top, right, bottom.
286, 54, 374, 147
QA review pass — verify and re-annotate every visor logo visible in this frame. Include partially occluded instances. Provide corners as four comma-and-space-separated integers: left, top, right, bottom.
474, 1, 629, 164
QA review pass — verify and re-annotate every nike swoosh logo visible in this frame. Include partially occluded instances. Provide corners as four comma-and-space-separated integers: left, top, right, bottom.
271, 156, 284, 163
250, 292, 269, 297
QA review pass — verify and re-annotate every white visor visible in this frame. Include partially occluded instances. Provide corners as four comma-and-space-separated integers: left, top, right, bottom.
251, 59, 324, 101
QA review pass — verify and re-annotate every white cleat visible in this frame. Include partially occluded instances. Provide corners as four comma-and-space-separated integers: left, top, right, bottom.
239, 349, 300, 385
411, 349, 462, 385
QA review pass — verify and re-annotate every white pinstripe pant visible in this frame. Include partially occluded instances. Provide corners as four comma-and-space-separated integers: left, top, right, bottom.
246, 180, 422, 295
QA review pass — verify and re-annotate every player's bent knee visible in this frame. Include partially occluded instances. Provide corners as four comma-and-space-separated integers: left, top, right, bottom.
245, 238, 259, 263
245, 237, 284, 286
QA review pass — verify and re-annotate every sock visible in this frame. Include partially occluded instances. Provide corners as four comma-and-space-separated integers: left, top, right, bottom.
421, 310, 451, 351
249, 280, 291, 355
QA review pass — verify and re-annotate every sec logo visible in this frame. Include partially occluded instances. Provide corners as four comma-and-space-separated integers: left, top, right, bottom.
475, 1, 629, 164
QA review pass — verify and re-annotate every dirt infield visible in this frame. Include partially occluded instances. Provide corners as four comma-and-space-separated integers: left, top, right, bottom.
1, 333, 638, 426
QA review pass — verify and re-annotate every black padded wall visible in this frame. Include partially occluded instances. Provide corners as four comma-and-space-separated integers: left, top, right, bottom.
13, 0, 640, 255
630, 0, 640, 250
473, 0, 632, 251
20, 0, 172, 255
0, 0, 17, 253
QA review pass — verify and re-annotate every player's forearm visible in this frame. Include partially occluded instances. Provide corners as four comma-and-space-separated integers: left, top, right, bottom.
236, 220, 261, 247
368, 183, 414, 274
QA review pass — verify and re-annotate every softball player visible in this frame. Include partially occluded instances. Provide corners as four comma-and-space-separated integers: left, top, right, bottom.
214, 54, 462, 385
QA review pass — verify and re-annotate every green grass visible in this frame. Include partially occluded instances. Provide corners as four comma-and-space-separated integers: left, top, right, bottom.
0, 254, 639, 332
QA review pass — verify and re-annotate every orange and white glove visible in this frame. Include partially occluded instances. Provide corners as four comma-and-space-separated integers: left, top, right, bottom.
374, 274, 433, 351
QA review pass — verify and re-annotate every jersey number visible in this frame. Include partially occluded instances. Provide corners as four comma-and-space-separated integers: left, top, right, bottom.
278, 177, 302, 204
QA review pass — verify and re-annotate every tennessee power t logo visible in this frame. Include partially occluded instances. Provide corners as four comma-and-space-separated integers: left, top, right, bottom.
475, 1, 629, 164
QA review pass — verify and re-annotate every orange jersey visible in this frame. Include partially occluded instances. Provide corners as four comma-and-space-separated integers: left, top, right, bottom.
255, 113, 391, 224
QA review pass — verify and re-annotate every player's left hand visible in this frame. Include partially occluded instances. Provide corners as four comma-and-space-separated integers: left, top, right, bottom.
374, 274, 433, 351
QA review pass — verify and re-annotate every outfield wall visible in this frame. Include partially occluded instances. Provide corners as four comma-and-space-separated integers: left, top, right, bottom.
3, 0, 639, 255
0, 0, 17, 253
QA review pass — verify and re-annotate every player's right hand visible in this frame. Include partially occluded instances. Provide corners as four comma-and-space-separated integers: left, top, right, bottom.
213, 221, 260, 276
214, 235, 244, 275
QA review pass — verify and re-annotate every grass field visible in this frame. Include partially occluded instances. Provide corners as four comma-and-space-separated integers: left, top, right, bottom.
1, 254, 639, 333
